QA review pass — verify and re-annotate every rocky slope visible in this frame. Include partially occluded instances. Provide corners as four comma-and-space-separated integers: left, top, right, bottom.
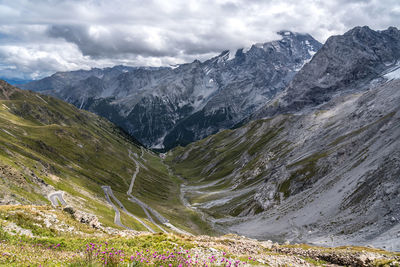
167, 27, 400, 250
22, 31, 321, 150
253, 26, 400, 118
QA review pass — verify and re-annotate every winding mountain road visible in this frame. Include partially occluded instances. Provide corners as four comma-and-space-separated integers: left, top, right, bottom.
127, 149, 167, 233
127, 149, 191, 235
102, 186, 131, 229
48, 191, 67, 207
102, 185, 154, 232
100, 148, 191, 235
164, 163, 218, 233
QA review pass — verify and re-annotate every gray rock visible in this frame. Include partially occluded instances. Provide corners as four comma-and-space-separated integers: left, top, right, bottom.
254, 26, 400, 119
63, 206, 101, 229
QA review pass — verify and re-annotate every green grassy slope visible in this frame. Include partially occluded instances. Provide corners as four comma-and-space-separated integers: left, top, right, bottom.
0, 80, 210, 234
166, 116, 292, 218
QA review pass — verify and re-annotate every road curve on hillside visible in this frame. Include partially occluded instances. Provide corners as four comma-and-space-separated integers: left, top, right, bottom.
102, 185, 154, 232
48, 191, 67, 207
127, 149, 191, 235
164, 163, 218, 233
127, 149, 167, 233
102, 186, 131, 230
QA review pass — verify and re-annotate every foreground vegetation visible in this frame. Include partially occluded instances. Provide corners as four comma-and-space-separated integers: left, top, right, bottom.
0, 206, 257, 266
0, 205, 399, 266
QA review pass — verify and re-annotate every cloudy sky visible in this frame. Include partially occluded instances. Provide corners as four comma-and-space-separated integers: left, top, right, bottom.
0, 0, 399, 81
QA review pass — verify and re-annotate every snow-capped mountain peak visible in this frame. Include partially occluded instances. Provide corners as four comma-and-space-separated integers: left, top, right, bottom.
22, 30, 323, 150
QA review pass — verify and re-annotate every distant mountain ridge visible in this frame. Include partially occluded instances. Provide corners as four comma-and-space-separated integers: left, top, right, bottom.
22, 31, 322, 150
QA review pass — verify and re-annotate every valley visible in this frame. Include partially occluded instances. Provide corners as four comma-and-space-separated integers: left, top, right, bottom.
0, 80, 213, 236
0, 25, 400, 266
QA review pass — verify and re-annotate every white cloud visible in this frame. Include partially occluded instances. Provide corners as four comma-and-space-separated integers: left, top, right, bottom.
0, 0, 399, 80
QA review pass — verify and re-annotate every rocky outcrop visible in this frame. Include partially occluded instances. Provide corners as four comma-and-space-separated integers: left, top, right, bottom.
0, 80, 19, 100
63, 206, 101, 229
274, 246, 398, 267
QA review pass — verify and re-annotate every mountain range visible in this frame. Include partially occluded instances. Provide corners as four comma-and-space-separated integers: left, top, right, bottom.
1, 25, 399, 252
22, 31, 322, 150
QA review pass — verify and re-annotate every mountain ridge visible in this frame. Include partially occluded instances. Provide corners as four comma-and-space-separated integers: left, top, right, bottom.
252, 26, 400, 119
22, 31, 322, 150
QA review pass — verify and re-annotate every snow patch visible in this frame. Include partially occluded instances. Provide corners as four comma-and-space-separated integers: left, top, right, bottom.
228, 50, 236, 61
170, 64, 180, 69
79, 97, 86, 109
151, 133, 167, 149
217, 50, 236, 63
295, 52, 315, 71
204, 67, 212, 75
243, 46, 251, 53
254, 43, 264, 48
384, 66, 400, 80
308, 49, 316, 57
294, 49, 317, 71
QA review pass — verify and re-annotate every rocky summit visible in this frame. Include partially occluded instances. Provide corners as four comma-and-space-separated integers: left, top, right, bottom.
22, 31, 321, 150
253, 26, 400, 118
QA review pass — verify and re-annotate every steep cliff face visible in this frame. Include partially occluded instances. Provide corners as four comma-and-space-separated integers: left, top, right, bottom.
22, 32, 322, 150
254, 26, 400, 118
